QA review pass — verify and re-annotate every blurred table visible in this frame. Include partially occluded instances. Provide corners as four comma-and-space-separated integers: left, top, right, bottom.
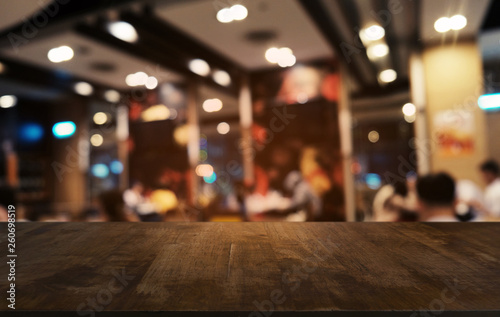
1, 222, 500, 316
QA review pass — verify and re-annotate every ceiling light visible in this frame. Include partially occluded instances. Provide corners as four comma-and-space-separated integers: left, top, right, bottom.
278, 54, 296, 68
189, 59, 210, 77
93, 112, 108, 125
265, 47, 280, 63
367, 44, 389, 59
74, 82, 93, 96
230, 5, 248, 21
216, 4, 248, 23
379, 69, 397, 83
402, 103, 416, 116
145, 76, 158, 90
434, 17, 451, 33
360, 25, 385, 43
90, 134, 104, 147
213, 70, 231, 86
450, 15, 467, 30
368, 130, 380, 143
0, 95, 17, 109
266, 47, 296, 67
203, 98, 223, 113
47, 45, 74, 63
216, 8, 233, 23
107, 21, 138, 43
104, 90, 120, 103
217, 122, 230, 135
126, 72, 148, 87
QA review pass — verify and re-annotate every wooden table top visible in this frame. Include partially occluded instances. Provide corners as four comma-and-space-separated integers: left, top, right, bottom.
1, 222, 500, 316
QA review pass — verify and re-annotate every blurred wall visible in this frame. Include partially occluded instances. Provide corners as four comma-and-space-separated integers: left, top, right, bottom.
422, 41, 489, 185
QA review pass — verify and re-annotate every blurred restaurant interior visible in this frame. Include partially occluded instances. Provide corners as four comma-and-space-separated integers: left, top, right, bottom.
0, 0, 500, 223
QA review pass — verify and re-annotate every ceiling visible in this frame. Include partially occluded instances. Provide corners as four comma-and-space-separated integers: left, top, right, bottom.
0, 0, 498, 102
156, 0, 332, 70
420, 0, 491, 43
1, 31, 183, 90
0, 1, 52, 31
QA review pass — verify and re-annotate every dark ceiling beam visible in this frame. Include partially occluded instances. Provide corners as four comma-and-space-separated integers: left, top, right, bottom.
370, 0, 421, 81
298, 0, 380, 89
75, 21, 239, 97
0, 55, 125, 102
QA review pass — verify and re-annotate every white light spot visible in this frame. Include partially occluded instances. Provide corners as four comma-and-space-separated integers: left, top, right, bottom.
107, 21, 138, 43
74, 82, 93, 96
189, 59, 211, 77
0, 95, 17, 109
48, 45, 74, 63
217, 122, 230, 135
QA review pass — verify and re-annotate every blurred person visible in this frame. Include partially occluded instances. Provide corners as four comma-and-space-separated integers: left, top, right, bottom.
455, 180, 485, 222
283, 171, 321, 221
479, 160, 500, 217
416, 173, 458, 222
100, 190, 139, 222
123, 181, 160, 221
372, 177, 418, 222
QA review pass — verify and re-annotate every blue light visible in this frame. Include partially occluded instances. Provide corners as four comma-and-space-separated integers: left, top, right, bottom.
52, 121, 76, 139
91, 164, 109, 179
365, 173, 382, 190
478, 93, 500, 110
110, 161, 124, 174
203, 172, 217, 184
19, 123, 44, 143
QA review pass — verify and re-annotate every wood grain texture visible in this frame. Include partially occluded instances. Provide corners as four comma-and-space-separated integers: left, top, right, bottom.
0, 222, 499, 314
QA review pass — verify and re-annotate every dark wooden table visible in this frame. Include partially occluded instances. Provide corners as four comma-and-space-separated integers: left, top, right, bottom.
1, 222, 500, 316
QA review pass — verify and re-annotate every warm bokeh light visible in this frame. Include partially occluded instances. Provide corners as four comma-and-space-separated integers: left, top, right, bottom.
368, 130, 380, 143
203, 98, 223, 113
367, 44, 389, 60
188, 59, 210, 76
93, 112, 108, 125
196, 164, 214, 177
379, 69, 397, 83
450, 15, 467, 30
107, 21, 138, 43
90, 134, 104, 147
217, 122, 230, 135
216, 4, 248, 23
265, 47, 296, 67
74, 82, 93, 96
0, 95, 17, 109
126, 72, 148, 87
402, 103, 416, 116
141, 104, 171, 122
434, 17, 451, 33
213, 70, 231, 86
47, 45, 74, 63
104, 90, 121, 103
0, 62, 4, 73
145, 76, 159, 90
360, 25, 385, 43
